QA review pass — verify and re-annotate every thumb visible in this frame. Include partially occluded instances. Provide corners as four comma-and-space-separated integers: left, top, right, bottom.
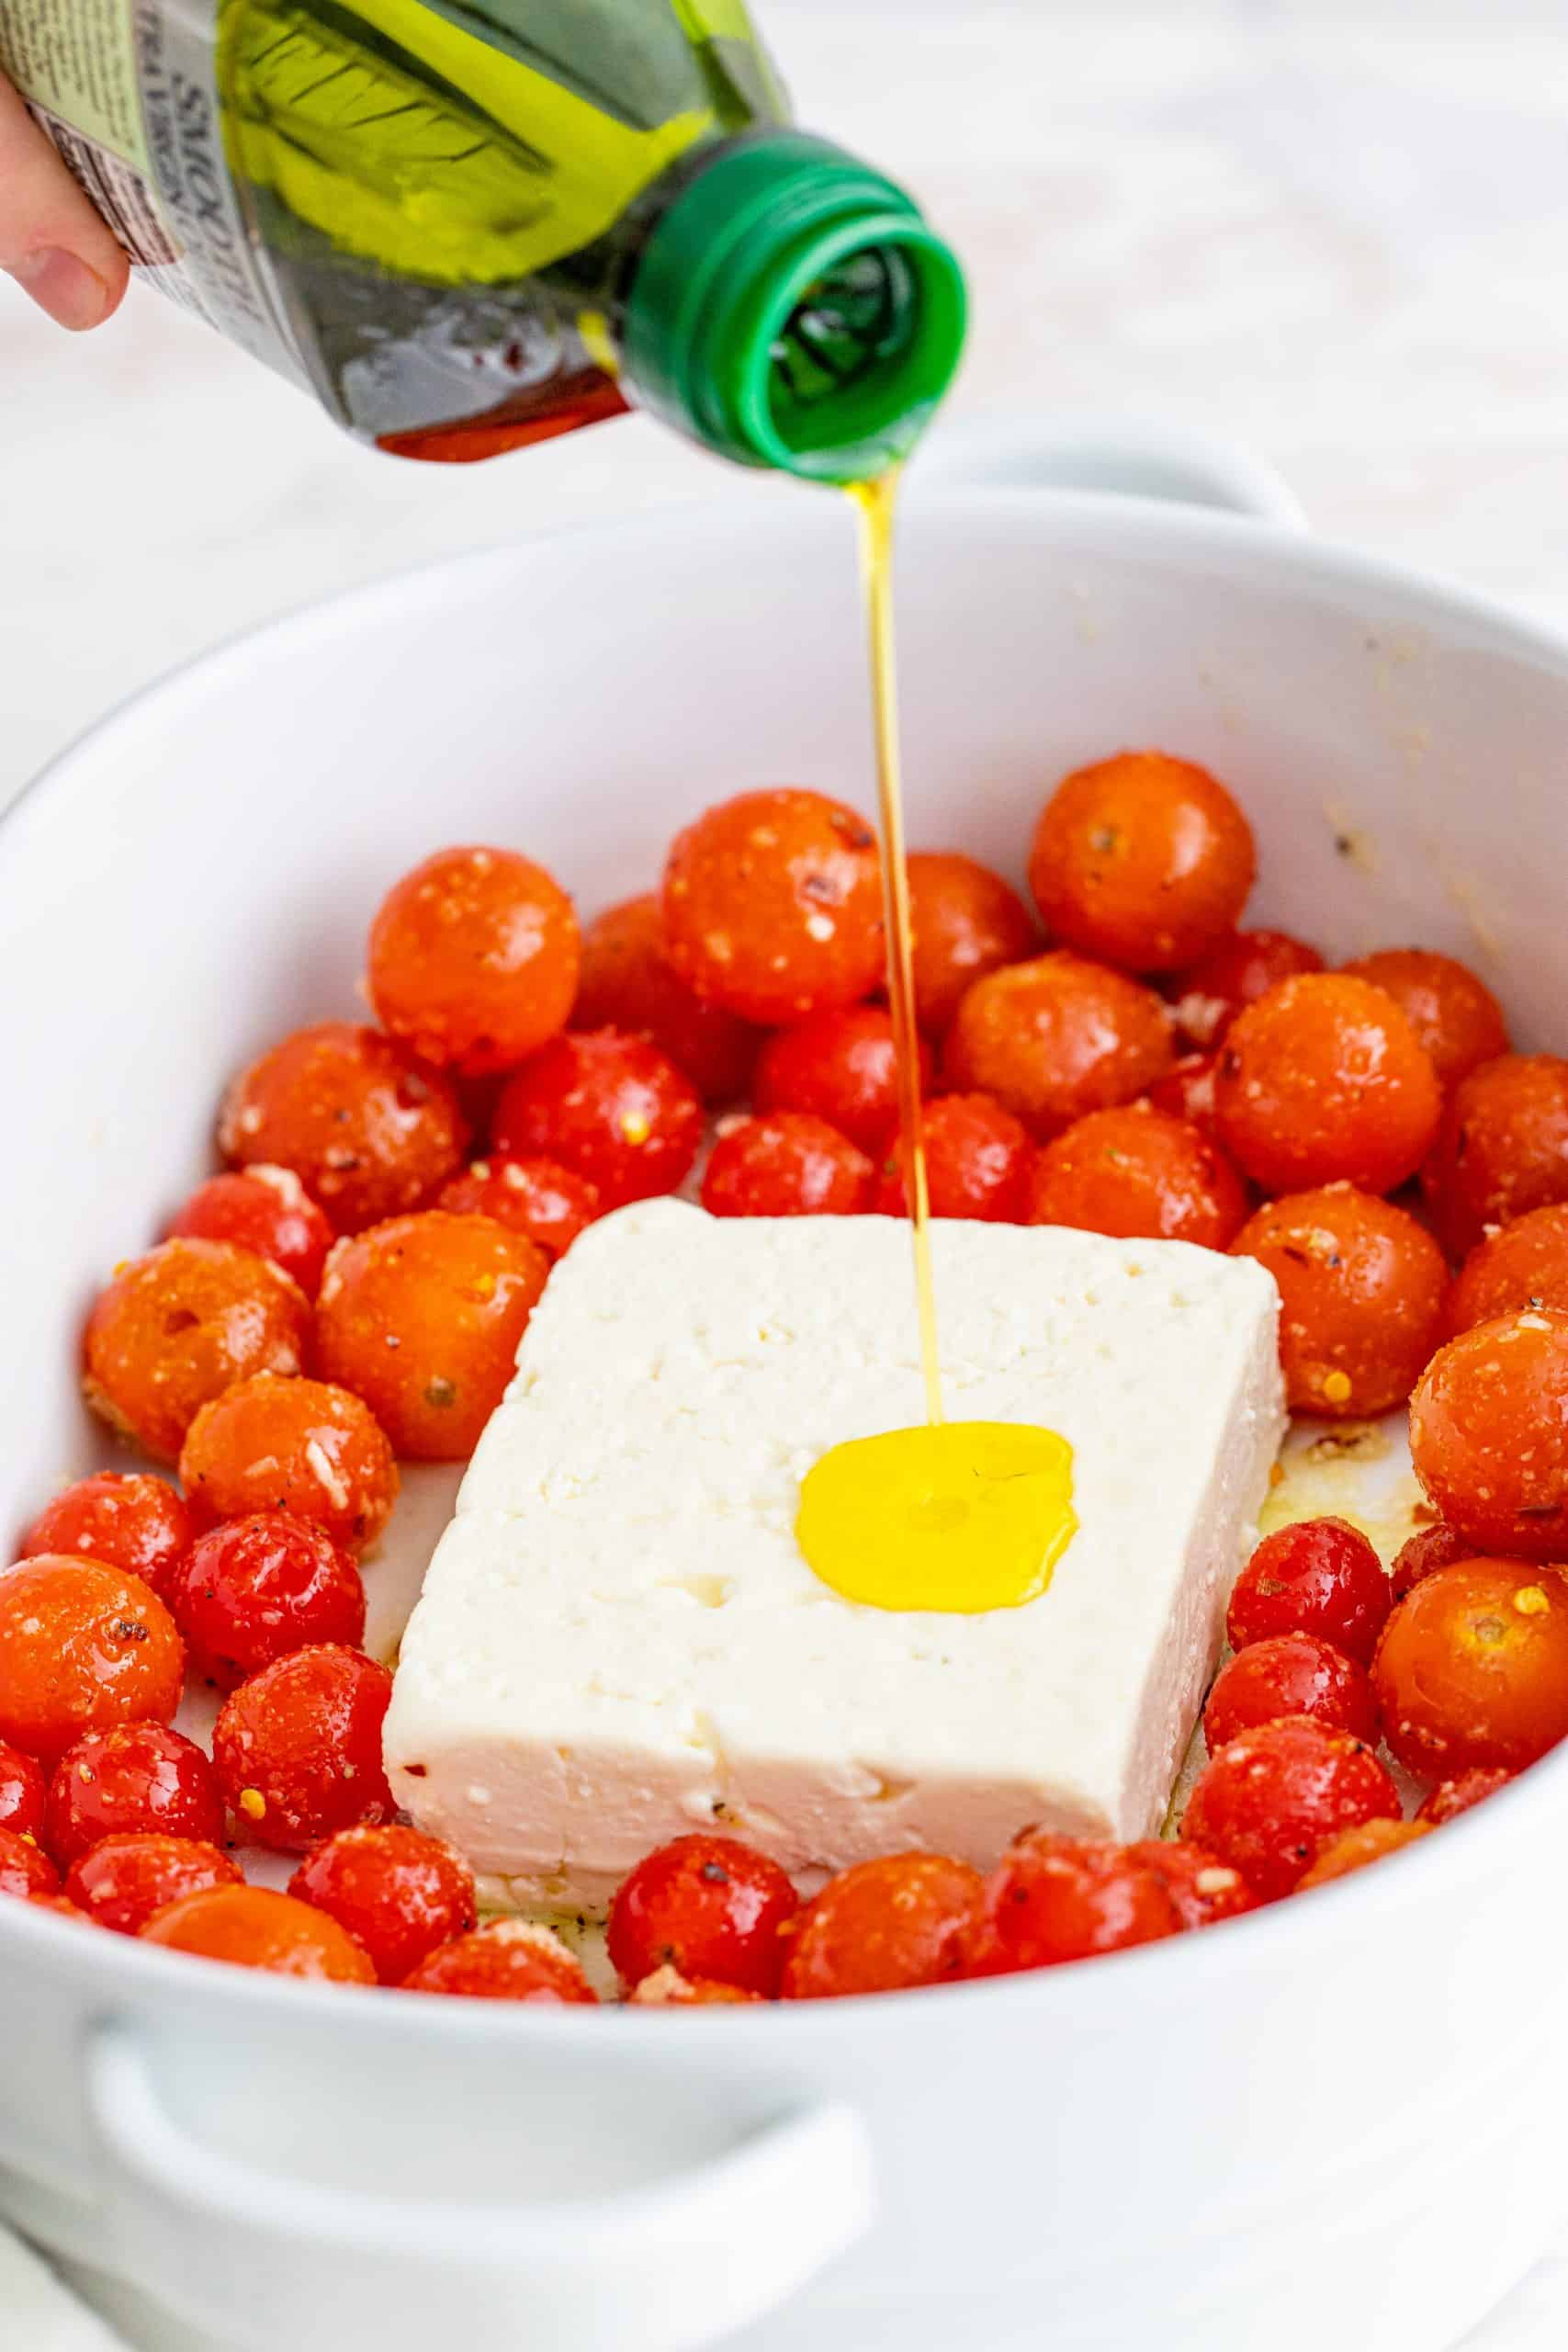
0, 71, 130, 328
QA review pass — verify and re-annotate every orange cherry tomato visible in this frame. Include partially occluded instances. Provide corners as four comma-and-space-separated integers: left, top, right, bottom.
367, 846, 579, 1078
661, 788, 884, 1023
401, 1919, 599, 2001
1420, 1055, 1568, 1257
0, 1560, 184, 1765
214, 1645, 393, 1853
1180, 1716, 1400, 1900
905, 851, 1037, 1035
627, 1966, 764, 2006
1296, 1819, 1427, 1889
1450, 1204, 1568, 1334
753, 1004, 933, 1156
1027, 1102, 1248, 1250
84, 1238, 310, 1464
46, 1722, 221, 1865
608, 1834, 798, 1996
1027, 752, 1256, 974
1410, 1310, 1568, 1559
179, 1374, 399, 1554
1339, 948, 1508, 1090
981, 1832, 1178, 1969
702, 1113, 873, 1217
1170, 929, 1324, 1048
436, 1157, 601, 1260
20, 1473, 195, 1611
315, 1212, 548, 1459
944, 952, 1174, 1140
141, 1883, 376, 1982
1122, 1841, 1258, 1929
491, 1030, 703, 1211
780, 1854, 987, 1998
573, 893, 760, 1104
289, 1824, 477, 1985
1230, 1183, 1450, 1418
874, 1092, 1036, 1222
164, 1166, 334, 1297
1214, 975, 1441, 1195
67, 1834, 241, 1936
1371, 1560, 1568, 1776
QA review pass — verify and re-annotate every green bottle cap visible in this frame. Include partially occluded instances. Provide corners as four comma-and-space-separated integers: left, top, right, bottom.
623, 130, 966, 483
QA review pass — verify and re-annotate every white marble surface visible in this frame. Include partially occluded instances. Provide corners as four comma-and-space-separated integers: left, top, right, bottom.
6, 1, 1568, 2345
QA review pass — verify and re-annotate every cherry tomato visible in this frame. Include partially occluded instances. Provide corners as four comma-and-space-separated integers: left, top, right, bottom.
1450, 1204, 1568, 1336
367, 846, 579, 1077
0, 1742, 47, 1843
66, 1834, 241, 1936
179, 1374, 399, 1554
1371, 1560, 1568, 1776
754, 1005, 933, 1156
661, 788, 883, 1023
627, 1966, 764, 2006
874, 1092, 1036, 1222
1420, 1055, 1568, 1257
1122, 1841, 1258, 1929
84, 1238, 311, 1464
19, 1473, 194, 1610
141, 1883, 375, 1982
46, 1723, 221, 1866
0, 1826, 60, 1901
573, 894, 760, 1103
1180, 1716, 1401, 1899
1203, 1631, 1379, 1751
1390, 1521, 1472, 1601
220, 1022, 468, 1235
173, 1513, 367, 1691
288, 1824, 477, 1985
436, 1156, 600, 1261
1340, 948, 1508, 1090
1296, 1819, 1427, 1889
1410, 1310, 1568, 1559
1214, 975, 1441, 1195
1170, 929, 1325, 1048
701, 1112, 873, 1217
402, 1919, 599, 2001
491, 1030, 703, 1210
1226, 1518, 1392, 1666
1416, 1767, 1514, 1826
0, 1560, 184, 1765
904, 851, 1037, 1035
944, 953, 1175, 1140
164, 1166, 334, 1297
214, 1645, 393, 1853
1028, 752, 1256, 974
1027, 1103, 1248, 1250
1230, 1183, 1450, 1419
315, 1212, 549, 1459
982, 1831, 1178, 1969
779, 1853, 987, 1998
1147, 1049, 1221, 1134
607, 1834, 797, 1996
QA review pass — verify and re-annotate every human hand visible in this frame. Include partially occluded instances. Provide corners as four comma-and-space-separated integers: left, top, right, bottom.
1, 67, 130, 327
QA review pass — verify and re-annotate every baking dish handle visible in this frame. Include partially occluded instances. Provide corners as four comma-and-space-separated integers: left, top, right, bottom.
913, 410, 1308, 529
88, 2020, 874, 2352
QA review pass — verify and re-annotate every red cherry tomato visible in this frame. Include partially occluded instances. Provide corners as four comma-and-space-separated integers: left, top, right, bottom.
1390, 1522, 1472, 1602
904, 851, 1038, 1035
214, 1645, 393, 1854
367, 846, 580, 1077
982, 1832, 1178, 1970
1226, 1518, 1393, 1667
141, 1883, 375, 1982
874, 1093, 1036, 1222
1180, 1716, 1401, 1899
573, 894, 760, 1103
1146, 1049, 1221, 1134
402, 1919, 599, 2002
0, 1559, 185, 1765
945, 953, 1175, 1141
20, 1473, 195, 1609
67, 1834, 241, 1936
701, 1112, 873, 1217
754, 1005, 933, 1156
1027, 1103, 1248, 1250
0, 1826, 60, 1901
1203, 1632, 1380, 1751
288, 1824, 477, 1985
1416, 1767, 1514, 1826
1450, 1204, 1568, 1335
436, 1156, 600, 1261
1170, 929, 1325, 1048
0, 1742, 47, 1844
1122, 1841, 1258, 1929
46, 1723, 222, 1866
173, 1513, 367, 1691
779, 1853, 987, 1998
607, 1833, 798, 1996
491, 1030, 703, 1211
1340, 948, 1508, 1091
627, 1966, 764, 2007
1028, 752, 1256, 974
179, 1374, 399, 1555
1409, 1310, 1568, 1559
1371, 1560, 1568, 1777
1215, 975, 1441, 1196
164, 1166, 334, 1297
1419, 1055, 1568, 1257
1296, 1819, 1427, 1889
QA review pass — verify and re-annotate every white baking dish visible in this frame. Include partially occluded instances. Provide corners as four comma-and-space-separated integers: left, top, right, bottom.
3, 419, 1567, 2352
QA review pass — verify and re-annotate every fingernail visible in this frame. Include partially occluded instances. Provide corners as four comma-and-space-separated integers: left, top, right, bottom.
6, 247, 111, 330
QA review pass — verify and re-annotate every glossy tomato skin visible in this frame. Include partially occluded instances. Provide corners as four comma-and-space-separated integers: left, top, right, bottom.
905, 852, 1037, 1035
491, 1030, 703, 1211
874, 1093, 1035, 1222
164, 1167, 334, 1297
1450, 1204, 1568, 1335
607, 1834, 798, 1996
402, 1919, 598, 2002
1410, 1311, 1568, 1558
1146, 1050, 1221, 1134
573, 894, 760, 1104
289, 1824, 477, 1984
214, 1645, 393, 1854
1340, 948, 1508, 1091
1226, 1518, 1393, 1666
661, 788, 884, 1024
628, 1966, 764, 2006
1027, 1103, 1248, 1250
779, 1854, 987, 1999
701, 1113, 873, 1217
436, 1157, 600, 1261
1390, 1522, 1472, 1601
1230, 1184, 1450, 1419
1170, 929, 1324, 1048
1122, 1841, 1258, 1929
179, 1374, 398, 1555
367, 846, 579, 1077
46, 1723, 222, 1866
1416, 1766, 1514, 1826
220, 1023, 468, 1235
1420, 1055, 1568, 1257
1180, 1716, 1401, 1900
315, 1212, 548, 1459
982, 1832, 1178, 1969
753, 1005, 933, 1156
1214, 975, 1441, 1196
67, 1834, 240, 1936
173, 1513, 367, 1691
142, 1883, 375, 1982
83, 1239, 310, 1464
1371, 1561, 1568, 1776
0, 1743, 47, 1844
1296, 1819, 1427, 1889
0, 1559, 185, 1765
1028, 752, 1256, 974
1202, 1632, 1380, 1751
944, 953, 1175, 1140
20, 1474, 195, 1609
0, 1826, 61, 1900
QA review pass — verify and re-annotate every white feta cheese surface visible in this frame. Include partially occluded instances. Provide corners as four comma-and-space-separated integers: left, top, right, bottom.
384, 1201, 1285, 1910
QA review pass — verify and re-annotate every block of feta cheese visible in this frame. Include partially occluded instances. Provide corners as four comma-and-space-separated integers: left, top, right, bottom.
384, 1201, 1285, 1912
